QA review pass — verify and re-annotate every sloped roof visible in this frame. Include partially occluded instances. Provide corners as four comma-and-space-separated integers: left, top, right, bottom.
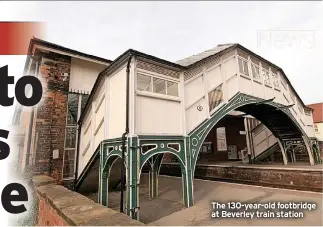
176, 43, 236, 66
29, 37, 112, 64
307, 103, 323, 123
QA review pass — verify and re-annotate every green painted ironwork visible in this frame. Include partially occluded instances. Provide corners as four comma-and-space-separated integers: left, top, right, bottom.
97, 93, 313, 220
188, 93, 313, 174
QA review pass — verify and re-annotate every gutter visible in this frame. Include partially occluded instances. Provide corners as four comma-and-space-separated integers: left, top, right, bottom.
120, 55, 133, 213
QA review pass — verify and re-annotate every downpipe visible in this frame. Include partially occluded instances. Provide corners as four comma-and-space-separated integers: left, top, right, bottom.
120, 55, 133, 213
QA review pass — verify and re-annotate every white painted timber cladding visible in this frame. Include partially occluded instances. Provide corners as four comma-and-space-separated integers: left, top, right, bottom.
183, 48, 314, 137
108, 66, 127, 139
69, 57, 107, 93
135, 95, 182, 135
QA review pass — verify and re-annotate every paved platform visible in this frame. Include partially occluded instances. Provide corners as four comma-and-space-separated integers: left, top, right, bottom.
87, 174, 322, 225
93, 174, 323, 226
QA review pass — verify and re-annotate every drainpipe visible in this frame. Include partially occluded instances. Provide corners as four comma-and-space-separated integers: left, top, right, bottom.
74, 123, 82, 190
120, 55, 133, 213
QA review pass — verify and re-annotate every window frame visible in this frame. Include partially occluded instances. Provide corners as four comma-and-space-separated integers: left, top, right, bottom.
237, 57, 250, 77
262, 68, 271, 87
250, 63, 261, 83
62, 93, 88, 180
136, 71, 180, 100
208, 83, 224, 113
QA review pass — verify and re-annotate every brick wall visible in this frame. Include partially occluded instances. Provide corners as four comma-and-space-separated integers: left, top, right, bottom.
159, 163, 323, 192
29, 52, 71, 183
32, 175, 144, 226
199, 116, 246, 162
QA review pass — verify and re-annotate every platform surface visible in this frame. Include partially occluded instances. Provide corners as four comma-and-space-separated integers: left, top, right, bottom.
88, 174, 323, 225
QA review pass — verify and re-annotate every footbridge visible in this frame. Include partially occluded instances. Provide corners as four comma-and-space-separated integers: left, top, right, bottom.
75, 44, 319, 220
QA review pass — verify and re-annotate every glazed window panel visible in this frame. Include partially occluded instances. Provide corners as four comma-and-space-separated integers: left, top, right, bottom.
272, 73, 280, 89
166, 80, 179, 97
64, 149, 75, 161
137, 74, 152, 92
153, 77, 166, 94
63, 161, 74, 178
67, 93, 79, 125
238, 57, 249, 76
65, 127, 77, 149
81, 94, 90, 114
208, 84, 223, 111
137, 73, 179, 97
263, 69, 271, 86
251, 64, 260, 81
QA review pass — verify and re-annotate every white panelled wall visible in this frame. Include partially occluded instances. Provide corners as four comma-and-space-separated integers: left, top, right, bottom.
78, 64, 127, 176
183, 48, 314, 137
77, 47, 315, 176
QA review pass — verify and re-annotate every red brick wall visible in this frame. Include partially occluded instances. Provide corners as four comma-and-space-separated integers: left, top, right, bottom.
307, 103, 323, 123
37, 195, 69, 226
199, 116, 247, 162
29, 52, 71, 183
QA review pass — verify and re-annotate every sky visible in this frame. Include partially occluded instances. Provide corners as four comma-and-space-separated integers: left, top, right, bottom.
0, 1, 322, 106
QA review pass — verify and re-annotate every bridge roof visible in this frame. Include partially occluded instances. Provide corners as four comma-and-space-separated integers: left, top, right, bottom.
176, 44, 236, 67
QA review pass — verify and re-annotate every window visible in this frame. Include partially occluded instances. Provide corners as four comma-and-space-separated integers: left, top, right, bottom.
153, 77, 166, 94
137, 73, 179, 97
67, 93, 79, 125
137, 74, 152, 92
251, 64, 260, 81
208, 84, 223, 111
304, 108, 311, 116
263, 69, 271, 86
81, 94, 90, 113
314, 124, 319, 133
238, 58, 249, 76
63, 93, 89, 179
65, 127, 77, 148
166, 81, 179, 97
272, 73, 280, 89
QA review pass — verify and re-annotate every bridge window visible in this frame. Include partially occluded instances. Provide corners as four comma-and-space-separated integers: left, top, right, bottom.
166, 81, 179, 97
238, 57, 249, 76
153, 77, 166, 94
262, 69, 271, 86
137, 74, 152, 92
251, 64, 261, 81
208, 84, 223, 111
137, 73, 179, 97
272, 73, 280, 89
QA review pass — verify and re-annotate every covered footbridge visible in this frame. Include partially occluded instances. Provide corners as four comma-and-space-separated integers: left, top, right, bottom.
74, 44, 319, 220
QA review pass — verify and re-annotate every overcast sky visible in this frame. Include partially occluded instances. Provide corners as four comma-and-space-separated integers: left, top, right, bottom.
0, 1, 322, 105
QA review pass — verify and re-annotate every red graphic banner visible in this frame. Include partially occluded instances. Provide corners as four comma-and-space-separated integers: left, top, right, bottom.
0, 22, 45, 55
